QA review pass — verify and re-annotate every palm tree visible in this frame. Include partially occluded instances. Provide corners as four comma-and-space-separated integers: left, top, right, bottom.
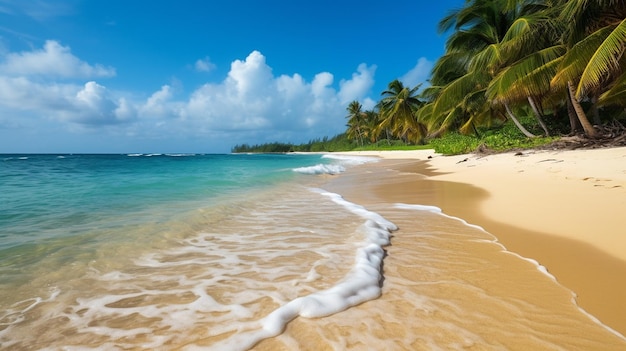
348, 0, 626, 143
376, 80, 425, 143
346, 100, 366, 146
426, 0, 543, 137
484, 3, 565, 136
363, 109, 381, 143
551, 0, 626, 137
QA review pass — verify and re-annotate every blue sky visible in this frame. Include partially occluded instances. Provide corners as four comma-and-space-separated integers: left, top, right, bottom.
0, 0, 463, 153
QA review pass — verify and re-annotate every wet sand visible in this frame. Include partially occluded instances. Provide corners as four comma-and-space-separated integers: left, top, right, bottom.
252, 150, 626, 350
337, 147, 626, 338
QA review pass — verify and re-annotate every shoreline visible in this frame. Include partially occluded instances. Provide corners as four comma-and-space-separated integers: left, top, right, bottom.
332, 147, 626, 337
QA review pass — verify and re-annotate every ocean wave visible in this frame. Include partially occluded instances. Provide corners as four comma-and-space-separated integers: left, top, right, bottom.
292, 163, 346, 175
292, 154, 378, 175
165, 153, 196, 157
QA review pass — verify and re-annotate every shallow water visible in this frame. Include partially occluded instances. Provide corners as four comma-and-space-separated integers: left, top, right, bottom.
1, 154, 625, 350
0, 153, 389, 349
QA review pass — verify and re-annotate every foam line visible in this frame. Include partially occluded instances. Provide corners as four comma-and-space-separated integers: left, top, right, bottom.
393, 202, 626, 341
201, 191, 396, 351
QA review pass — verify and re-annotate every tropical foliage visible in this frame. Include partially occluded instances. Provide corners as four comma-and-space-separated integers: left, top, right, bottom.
342, 0, 626, 147
236, 1, 626, 154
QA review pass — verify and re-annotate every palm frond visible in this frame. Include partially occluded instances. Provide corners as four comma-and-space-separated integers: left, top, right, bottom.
431, 70, 488, 121
598, 55, 626, 106
551, 25, 614, 92
577, 19, 626, 98
469, 43, 502, 74
487, 45, 565, 103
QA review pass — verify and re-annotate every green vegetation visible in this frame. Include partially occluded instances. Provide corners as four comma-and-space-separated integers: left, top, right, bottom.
232, 116, 557, 155
234, 0, 626, 154
232, 135, 355, 153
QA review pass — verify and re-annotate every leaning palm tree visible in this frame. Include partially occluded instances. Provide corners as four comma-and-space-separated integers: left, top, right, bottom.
485, 5, 565, 136
551, 0, 626, 137
427, 0, 539, 137
375, 80, 425, 143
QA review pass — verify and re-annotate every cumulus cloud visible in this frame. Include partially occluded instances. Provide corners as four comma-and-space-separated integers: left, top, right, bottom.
68, 81, 129, 125
400, 57, 433, 88
182, 51, 361, 133
140, 85, 177, 118
0, 77, 131, 126
226, 50, 273, 96
0, 40, 116, 78
338, 63, 376, 104
0, 46, 378, 149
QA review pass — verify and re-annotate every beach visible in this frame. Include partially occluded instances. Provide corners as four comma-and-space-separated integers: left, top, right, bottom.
2, 152, 626, 350
327, 147, 626, 339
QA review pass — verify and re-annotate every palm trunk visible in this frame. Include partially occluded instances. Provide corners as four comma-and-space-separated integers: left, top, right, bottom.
428, 127, 445, 139
566, 92, 582, 135
505, 103, 537, 138
527, 96, 549, 136
568, 81, 599, 138
590, 94, 601, 125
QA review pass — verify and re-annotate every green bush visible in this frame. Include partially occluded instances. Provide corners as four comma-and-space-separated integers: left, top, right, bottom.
429, 118, 557, 155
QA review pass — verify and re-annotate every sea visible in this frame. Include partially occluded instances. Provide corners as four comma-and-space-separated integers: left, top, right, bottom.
1, 153, 625, 350
0, 153, 394, 350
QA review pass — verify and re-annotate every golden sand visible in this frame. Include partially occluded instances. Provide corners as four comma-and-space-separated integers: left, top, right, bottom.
251, 148, 626, 350
338, 147, 626, 337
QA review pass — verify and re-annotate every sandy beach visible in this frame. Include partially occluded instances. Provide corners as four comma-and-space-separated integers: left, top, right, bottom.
334, 147, 626, 338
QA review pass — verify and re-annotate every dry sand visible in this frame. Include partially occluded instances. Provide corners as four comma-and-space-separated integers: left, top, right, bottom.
338, 147, 626, 336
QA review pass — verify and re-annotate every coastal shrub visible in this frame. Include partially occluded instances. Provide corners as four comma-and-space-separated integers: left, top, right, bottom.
429, 133, 480, 155
429, 117, 558, 155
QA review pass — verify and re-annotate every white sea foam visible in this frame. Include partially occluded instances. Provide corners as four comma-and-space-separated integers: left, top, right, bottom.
0, 186, 389, 350
204, 190, 397, 351
292, 154, 378, 175
292, 163, 346, 175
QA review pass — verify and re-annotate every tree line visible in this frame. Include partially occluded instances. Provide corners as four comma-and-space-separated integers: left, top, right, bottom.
345, 0, 626, 146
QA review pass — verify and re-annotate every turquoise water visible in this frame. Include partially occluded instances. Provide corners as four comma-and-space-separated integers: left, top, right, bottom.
1, 153, 320, 251
0, 153, 387, 350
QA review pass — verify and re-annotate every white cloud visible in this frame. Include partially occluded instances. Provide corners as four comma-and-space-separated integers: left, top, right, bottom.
226, 50, 273, 96
0, 46, 379, 151
0, 77, 131, 126
0, 40, 116, 78
338, 63, 376, 104
194, 57, 216, 72
140, 85, 177, 118
400, 57, 433, 88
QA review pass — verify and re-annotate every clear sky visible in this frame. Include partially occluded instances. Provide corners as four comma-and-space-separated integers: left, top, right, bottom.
0, 0, 464, 153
